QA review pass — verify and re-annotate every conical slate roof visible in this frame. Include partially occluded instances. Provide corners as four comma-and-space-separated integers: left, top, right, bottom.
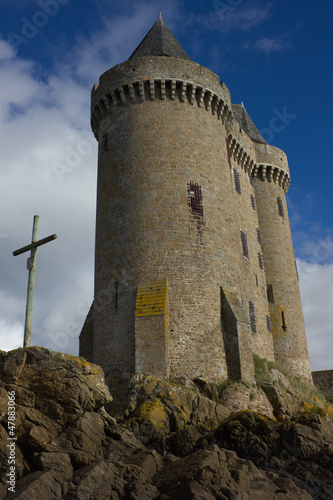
129, 12, 191, 60
231, 103, 267, 144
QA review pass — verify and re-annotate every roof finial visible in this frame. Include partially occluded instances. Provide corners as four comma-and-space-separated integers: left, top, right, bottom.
158, 11, 162, 20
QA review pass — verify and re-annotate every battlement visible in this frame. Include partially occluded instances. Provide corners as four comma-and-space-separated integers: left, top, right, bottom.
91, 76, 232, 139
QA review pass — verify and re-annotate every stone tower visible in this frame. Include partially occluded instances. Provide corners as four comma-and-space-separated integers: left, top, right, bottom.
80, 13, 313, 385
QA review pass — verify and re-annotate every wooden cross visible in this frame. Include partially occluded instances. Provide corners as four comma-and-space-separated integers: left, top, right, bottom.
13, 215, 57, 348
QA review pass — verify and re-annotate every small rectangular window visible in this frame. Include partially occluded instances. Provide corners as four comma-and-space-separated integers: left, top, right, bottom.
250, 194, 256, 210
249, 174, 254, 186
277, 197, 285, 217
258, 252, 264, 270
267, 315, 272, 332
233, 168, 241, 194
267, 284, 274, 303
249, 301, 257, 333
241, 230, 249, 258
281, 311, 287, 331
187, 182, 203, 216
256, 227, 262, 245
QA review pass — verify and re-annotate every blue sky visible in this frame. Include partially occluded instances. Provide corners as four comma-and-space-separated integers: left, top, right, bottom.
0, 0, 332, 371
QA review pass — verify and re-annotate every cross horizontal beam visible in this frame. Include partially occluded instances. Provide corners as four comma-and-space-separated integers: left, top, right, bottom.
13, 234, 57, 256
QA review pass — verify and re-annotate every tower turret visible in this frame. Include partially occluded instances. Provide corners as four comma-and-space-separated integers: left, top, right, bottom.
80, 14, 313, 386
252, 141, 313, 384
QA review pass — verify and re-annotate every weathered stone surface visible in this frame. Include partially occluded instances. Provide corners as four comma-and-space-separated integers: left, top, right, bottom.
0, 348, 332, 499
200, 410, 333, 499
220, 381, 274, 418
260, 368, 300, 420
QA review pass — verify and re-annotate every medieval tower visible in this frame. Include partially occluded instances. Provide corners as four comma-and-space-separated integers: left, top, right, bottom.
80, 13, 313, 385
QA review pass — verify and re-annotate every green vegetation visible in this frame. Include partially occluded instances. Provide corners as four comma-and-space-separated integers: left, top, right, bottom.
215, 378, 236, 400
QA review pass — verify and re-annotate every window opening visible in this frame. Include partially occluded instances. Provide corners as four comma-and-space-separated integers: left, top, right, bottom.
249, 301, 257, 333
187, 182, 203, 216
233, 168, 241, 194
267, 315, 272, 332
258, 252, 264, 270
256, 227, 262, 245
250, 194, 256, 210
267, 284, 274, 303
249, 174, 254, 186
281, 311, 287, 331
226, 138, 232, 169
277, 197, 285, 217
241, 231, 249, 258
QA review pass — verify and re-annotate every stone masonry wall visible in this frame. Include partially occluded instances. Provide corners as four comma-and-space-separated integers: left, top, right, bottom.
312, 370, 333, 395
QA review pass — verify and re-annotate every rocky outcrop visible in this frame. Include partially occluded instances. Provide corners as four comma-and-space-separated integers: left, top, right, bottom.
0, 347, 332, 499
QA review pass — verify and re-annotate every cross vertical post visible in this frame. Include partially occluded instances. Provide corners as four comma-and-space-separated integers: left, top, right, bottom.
13, 215, 57, 348
24, 215, 39, 348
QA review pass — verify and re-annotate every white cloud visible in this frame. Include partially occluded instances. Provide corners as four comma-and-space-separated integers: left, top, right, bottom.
298, 259, 333, 371
193, 2, 273, 34
0, 319, 22, 352
243, 34, 291, 54
0, 38, 16, 61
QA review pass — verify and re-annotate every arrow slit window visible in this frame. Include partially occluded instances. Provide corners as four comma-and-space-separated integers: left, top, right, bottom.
233, 168, 241, 194
249, 301, 257, 333
277, 197, 285, 217
241, 230, 249, 258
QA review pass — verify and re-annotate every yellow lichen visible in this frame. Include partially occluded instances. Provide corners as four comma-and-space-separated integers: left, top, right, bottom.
136, 398, 168, 430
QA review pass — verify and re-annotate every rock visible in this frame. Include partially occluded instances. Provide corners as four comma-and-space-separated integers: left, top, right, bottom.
200, 410, 333, 499
107, 374, 231, 450
220, 381, 275, 418
260, 368, 300, 420
154, 446, 313, 499
0, 347, 332, 499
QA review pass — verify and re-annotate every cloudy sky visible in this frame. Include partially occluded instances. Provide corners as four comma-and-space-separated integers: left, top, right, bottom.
0, 0, 332, 371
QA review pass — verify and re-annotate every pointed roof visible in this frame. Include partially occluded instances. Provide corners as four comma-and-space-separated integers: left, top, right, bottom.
231, 103, 267, 144
129, 12, 191, 60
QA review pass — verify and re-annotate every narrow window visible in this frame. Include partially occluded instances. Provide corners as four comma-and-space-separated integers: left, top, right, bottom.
233, 168, 241, 194
241, 230, 249, 258
258, 252, 264, 270
267, 315, 272, 332
281, 311, 287, 331
250, 194, 256, 210
226, 138, 232, 169
249, 301, 257, 333
101, 133, 108, 154
249, 174, 254, 187
187, 182, 203, 216
267, 284, 274, 303
256, 227, 262, 245
277, 196, 285, 217
255, 274, 258, 287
